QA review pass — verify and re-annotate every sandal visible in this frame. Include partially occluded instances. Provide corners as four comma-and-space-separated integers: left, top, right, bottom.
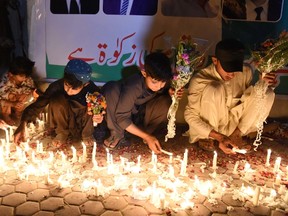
104, 136, 130, 149
198, 139, 215, 152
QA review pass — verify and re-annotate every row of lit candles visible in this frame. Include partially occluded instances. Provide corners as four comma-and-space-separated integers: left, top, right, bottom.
1, 124, 288, 210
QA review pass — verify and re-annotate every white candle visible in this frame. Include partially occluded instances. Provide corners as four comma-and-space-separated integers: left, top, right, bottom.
269, 189, 277, 201
265, 149, 271, 167
137, 155, 141, 168
61, 151, 66, 164
36, 140, 43, 153
30, 123, 35, 134
252, 186, 260, 206
71, 146, 77, 163
183, 149, 188, 165
212, 151, 217, 170
152, 154, 157, 172
92, 142, 97, 161
31, 150, 36, 163
275, 173, 281, 185
8, 126, 13, 141
273, 157, 281, 173
81, 142, 87, 163
169, 154, 173, 164
106, 148, 110, 165
233, 161, 239, 174
169, 165, 175, 178
92, 142, 97, 169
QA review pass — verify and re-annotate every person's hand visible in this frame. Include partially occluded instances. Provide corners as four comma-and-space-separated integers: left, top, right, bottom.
92, 111, 105, 124
14, 122, 27, 145
168, 87, 185, 99
143, 135, 162, 154
217, 134, 237, 155
0, 119, 8, 129
261, 72, 278, 87
14, 101, 25, 110
209, 130, 237, 155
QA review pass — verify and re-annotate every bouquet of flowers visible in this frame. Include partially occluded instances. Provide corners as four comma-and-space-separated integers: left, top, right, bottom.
250, 30, 288, 151
86, 92, 107, 127
165, 35, 207, 141
251, 30, 288, 74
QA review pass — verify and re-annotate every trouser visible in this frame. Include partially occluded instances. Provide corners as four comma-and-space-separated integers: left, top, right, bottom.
103, 82, 171, 138
48, 95, 94, 141
188, 81, 275, 143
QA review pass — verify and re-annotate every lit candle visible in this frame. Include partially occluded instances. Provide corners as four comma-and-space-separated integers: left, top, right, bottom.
169, 164, 175, 178
212, 151, 217, 170
36, 140, 43, 153
137, 155, 141, 168
233, 161, 239, 174
48, 151, 54, 163
92, 142, 97, 161
269, 189, 277, 202
169, 154, 173, 164
81, 142, 87, 163
71, 146, 77, 163
31, 150, 36, 163
3, 128, 9, 144
30, 123, 35, 134
252, 186, 260, 206
92, 142, 97, 169
183, 149, 188, 164
106, 148, 110, 165
273, 157, 281, 173
45, 170, 52, 185
265, 149, 271, 167
61, 151, 66, 164
8, 126, 13, 141
152, 154, 157, 172
275, 173, 281, 185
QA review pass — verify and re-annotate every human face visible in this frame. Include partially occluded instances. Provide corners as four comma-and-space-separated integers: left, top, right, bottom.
141, 71, 166, 92
64, 81, 83, 95
212, 57, 236, 81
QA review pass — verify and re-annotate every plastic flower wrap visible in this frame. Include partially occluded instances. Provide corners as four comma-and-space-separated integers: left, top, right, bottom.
165, 35, 207, 141
250, 30, 288, 151
86, 92, 107, 127
251, 30, 288, 74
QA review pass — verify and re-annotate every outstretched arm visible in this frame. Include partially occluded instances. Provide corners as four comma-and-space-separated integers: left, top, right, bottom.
125, 123, 162, 154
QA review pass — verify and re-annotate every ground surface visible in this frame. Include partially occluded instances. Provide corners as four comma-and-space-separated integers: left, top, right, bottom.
0, 121, 288, 216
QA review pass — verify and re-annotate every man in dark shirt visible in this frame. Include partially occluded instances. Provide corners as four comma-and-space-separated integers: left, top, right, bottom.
102, 52, 174, 154
14, 59, 103, 148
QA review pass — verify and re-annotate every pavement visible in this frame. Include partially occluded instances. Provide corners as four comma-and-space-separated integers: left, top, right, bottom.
0, 121, 288, 216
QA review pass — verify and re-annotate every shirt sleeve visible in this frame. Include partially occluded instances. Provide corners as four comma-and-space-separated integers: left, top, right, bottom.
21, 80, 64, 122
184, 73, 214, 139
115, 75, 145, 130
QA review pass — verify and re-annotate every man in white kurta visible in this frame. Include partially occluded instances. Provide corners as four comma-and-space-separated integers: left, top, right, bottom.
184, 39, 276, 154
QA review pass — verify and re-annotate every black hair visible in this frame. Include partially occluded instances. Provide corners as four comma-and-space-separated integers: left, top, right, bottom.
9, 56, 35, 77
144, 52, 173, 82
63, 72, 84, 89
